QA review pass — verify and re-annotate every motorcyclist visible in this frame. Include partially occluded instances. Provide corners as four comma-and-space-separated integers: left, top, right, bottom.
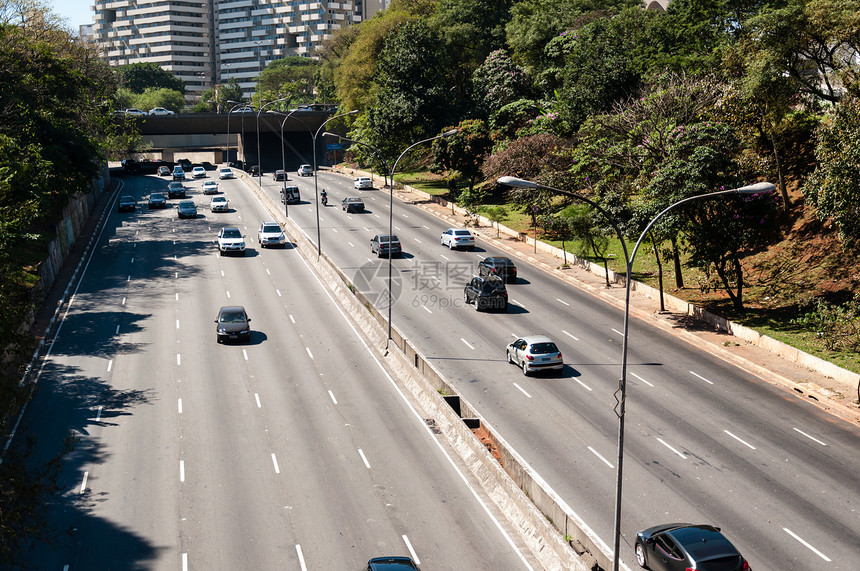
321, 189, 328, 205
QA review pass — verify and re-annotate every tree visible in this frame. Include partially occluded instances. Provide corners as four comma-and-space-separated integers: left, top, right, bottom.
802, 95, 860, 249
259, 56, 318, 104
117, 62, 184, 94
471, 49, 532, 120
134, 87, 185, 112
432, 119, 492, 196
481, 205, 508, 237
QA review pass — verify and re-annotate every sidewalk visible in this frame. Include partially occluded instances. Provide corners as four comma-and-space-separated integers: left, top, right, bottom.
333, 166, 860, 426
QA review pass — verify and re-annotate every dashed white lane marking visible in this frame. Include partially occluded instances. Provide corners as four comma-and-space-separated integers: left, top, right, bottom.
265, 268, 270, 275
422, 225, 430, 229
332, 228, 338, 233
127, 275, 130, 282
106, 360, 113, 372
289, 314, 295, 324
573, 377, 592, 391
611, 328, 623, 336
221, 270, 225, 276
178, 398, 182, 414
374, 214, 380, 218
513, 383, 531, 398
276, 289, 282, 297
226, 290, 231, 299
295, 545, 308, 571
588, 446, 614, 468
328, 390, 337, 404
79, 471, 88, 494
175, 272, 178, 278
306, 347, 314, 359
121, 297, 126, 306
724, 429, 756, 450
556, 298, 570, 306
347, 241, 354, 247
440, 254, 450, 261
562, 330, 579, 341
630, 371, 653, 387
358, 448, 371, 469
175, 293, 179, 301
255, 393, 261, 408
783, 528, 831, 561
401, 213, 409, 218
461, 338, 475, 350
131, 258, 134, 264
511, 298, 525, 309
176, 319, 179, 329
690, 370, 713, 384
115, 324, 120, 335
242, 349, 248, 361
423, 306, 432, 314
657, 437, 687, 459
182, 552, 188, 571
271, 453, 280, 474
179, 460, 185, 482
793, 427, 827, 446
402, 535, 420, 564
414, 237, 422, 243
94, 406, 102, 422
176, 354, 181, 366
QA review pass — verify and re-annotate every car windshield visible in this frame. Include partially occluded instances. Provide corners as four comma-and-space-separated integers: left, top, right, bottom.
219, 311, 246, 323
262, 224, 280, 232
179, 201, 194, 208
213, 197, 226, 202
222, 229, 241, 238
151, 193, 163, 199
530, 342, 559, 354
169, 182, 182, 188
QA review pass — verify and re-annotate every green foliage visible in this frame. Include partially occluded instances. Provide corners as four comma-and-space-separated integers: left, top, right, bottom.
793, 293, 860, 352
134, 87, 185, 113
490, 98, 541, 137
117, 62, 184, 95
259, 56, 318, 104
481, 205, 508, 236
802, 95, 860, 248
472, 49, 532, 119
431, 119, 492, 193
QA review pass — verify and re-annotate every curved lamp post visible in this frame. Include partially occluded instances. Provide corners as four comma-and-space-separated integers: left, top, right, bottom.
224, 100, 244, 165
498, 176, 775, 571
324, 129, 458, 349
256, 97, 291, 186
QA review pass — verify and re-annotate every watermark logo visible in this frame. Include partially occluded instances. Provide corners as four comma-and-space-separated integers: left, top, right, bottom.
352, 261, 403, 310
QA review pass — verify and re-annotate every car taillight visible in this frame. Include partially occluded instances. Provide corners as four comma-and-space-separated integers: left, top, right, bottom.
742, 561, 750, 570
557, 352, 562, 359
526, 355, 534, 360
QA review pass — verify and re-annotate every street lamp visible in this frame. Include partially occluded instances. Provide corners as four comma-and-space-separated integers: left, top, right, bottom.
497, 176, 775, 571
256, 97, 291, 186
325, 129, 458, 349
263, 107, 309, 219
224, 100, 244, 165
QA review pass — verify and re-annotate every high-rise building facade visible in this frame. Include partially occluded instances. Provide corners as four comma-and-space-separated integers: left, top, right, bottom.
91, 1, 370, 101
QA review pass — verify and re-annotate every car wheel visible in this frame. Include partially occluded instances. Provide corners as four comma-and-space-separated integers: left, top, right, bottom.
448, 241, 453, 249
216, 336, 221, 344
522, 361, 530, 376
635, 542, 648, 569
440, 238, 445, 246
475, 298, 483, 311
507, 351, 513, 364
219, 249, 224, 256
464, 291, 469, 304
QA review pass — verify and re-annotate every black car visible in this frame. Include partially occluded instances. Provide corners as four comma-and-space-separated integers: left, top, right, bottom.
117, 195, 136, 212
147, 192, 167, 208
370, 234, 402, 258
177, 158, 192, 170
635, 524, 750, 571
343, 197, 365, 213
464, 275, 508, 311
478, 256, 518, 283
200, 161, 216, 171
228, 160, 245, 170
367, 557, 421, 571
249, 165, 261, 177
167, 181, 186, 198
215, 306, 251, 343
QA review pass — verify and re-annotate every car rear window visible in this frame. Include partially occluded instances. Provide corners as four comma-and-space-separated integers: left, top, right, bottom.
481, 281, 506, 293
530, 342, 559, 354
454, 230, 472, 236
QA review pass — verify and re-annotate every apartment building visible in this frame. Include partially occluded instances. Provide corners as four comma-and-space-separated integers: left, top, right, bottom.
92, 1, 374, 101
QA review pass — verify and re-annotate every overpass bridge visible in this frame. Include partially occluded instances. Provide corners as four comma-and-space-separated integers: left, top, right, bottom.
125, 109, 344, 172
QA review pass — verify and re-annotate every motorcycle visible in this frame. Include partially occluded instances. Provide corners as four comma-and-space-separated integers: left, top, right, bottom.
321, 191, 328, 206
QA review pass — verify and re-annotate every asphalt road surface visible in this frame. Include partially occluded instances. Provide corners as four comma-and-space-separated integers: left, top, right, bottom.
11, 172, 537, 570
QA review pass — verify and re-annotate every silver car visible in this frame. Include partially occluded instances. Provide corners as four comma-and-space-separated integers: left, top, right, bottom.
210, 195, 229, 212
506, 335, 563, 376
257, 222, 286, 248
440, 228, 475, 250
218, 167, 234, 180
177, 200, 197, 219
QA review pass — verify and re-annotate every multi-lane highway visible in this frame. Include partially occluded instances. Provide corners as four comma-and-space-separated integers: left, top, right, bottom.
13, 172, 537, 569
258, 168, 860, 570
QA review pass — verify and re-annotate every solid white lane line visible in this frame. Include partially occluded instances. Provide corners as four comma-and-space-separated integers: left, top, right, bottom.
793, 427, 827, 446
289, 314, 295, 324
562, 330, 579, 341
402, 535, 420, 564
306, 347, 314, 359
106, 360, 113, 372
461, 338, 475, 350
182, 552, 188, 571
80, 471, 88, 494
440, 254, 450, 261
179, 460, 185, 482
276, 289, 282, 297
573, 377, 592, 391
295, 545, 308, 571
690, 370, 714, 384
513, 383, 532, 398
242, 349, 248, 361
724, 430, 756, 450
630, 372, 653, 387
556, 298, 570, 306
255, 393, 261, 408
94, 406, 102, 422
271, 453, 280, 474
657, 437, 687, 459
178, 398, 182, 413
176, 354, 181, 366
358, 448, 371, 468
328, 390, 337, 405
588, 446, 614, 469
121, 297, 126, 306
783, 528, 831, 561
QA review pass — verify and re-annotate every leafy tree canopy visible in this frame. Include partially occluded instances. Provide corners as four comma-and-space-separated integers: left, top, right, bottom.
117, 62, 185, 95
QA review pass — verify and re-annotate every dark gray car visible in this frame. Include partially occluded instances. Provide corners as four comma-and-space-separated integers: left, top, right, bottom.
215, 306, 251, 343
370, 234, 401, 258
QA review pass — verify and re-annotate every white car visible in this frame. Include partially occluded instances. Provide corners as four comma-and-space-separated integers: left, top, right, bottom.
192, 166, 206, 178
202, 181, 219, 194
257, 222, 286, 248
440, 228, 475, 250
218, 167, 234, 180
354, 177, 373, 189
210, 195, 229, 212
297, 164, 313, 177
216, 227, 245, 256
148, 107, 175, 115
